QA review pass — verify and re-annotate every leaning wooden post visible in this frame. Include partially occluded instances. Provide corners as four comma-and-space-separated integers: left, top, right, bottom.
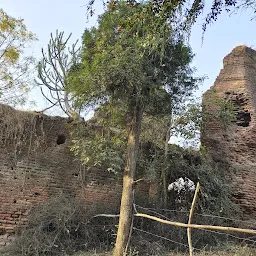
187, 182, 200, 256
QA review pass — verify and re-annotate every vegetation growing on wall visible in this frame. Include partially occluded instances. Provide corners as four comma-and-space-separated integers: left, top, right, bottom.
0, 105, 46, 162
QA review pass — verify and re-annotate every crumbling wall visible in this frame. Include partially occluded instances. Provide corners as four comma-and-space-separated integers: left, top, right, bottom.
202, 45, 256, 218
0, 104, 149, 245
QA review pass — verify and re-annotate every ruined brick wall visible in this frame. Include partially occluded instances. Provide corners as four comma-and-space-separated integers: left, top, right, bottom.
0, 104, 150, 245
202, 45, 256, 218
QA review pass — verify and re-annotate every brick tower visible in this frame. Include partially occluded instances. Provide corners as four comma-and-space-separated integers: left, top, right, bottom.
202, 46, 256, 218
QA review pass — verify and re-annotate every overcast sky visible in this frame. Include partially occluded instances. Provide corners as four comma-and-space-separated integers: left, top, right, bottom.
1, 0, 256, 113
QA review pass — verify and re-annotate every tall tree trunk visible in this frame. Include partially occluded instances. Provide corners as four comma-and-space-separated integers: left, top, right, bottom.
162, 126, 171, 207
113, 105, 142, 256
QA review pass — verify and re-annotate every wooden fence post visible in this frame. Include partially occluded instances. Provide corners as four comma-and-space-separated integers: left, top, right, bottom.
187, 183, 200, 256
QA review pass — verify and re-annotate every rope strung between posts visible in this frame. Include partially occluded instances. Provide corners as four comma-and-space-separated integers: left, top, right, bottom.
198, 227, 256, 246
132, 227, 202, 251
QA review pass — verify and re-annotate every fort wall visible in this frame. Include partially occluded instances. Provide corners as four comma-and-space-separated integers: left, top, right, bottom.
0, 104, 149, 245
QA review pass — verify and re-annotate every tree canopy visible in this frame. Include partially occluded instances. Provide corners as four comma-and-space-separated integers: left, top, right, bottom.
70, 2, 198, 116
68, 1, 201, 171
0, 9, 36, 105
87, 0, 256, 33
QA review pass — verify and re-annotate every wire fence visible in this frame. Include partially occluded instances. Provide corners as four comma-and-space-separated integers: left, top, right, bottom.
89, 183, 256, 255
131, 183, 256, 256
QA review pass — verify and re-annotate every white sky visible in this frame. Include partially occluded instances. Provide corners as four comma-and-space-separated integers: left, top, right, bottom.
1, 0, 256, 115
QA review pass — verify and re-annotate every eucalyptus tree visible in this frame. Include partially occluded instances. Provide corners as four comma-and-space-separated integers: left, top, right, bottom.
68, 2, 201, 255
0, 9, 36, 105
140, 98, 202, 206
87, 0, 256, 33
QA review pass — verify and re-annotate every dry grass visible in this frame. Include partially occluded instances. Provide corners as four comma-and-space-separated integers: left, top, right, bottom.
2, 244, 255, 256
72, 244, 256, 256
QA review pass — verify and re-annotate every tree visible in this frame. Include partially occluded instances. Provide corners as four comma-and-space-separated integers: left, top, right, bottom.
0, 9, 36, 105
140, 98, 202, 206
68, 2, 200, 255
87, 0, 256, 33
35, 30, 81, 119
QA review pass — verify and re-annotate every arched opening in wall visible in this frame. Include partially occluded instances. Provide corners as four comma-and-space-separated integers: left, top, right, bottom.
224, 92, 251, 127
56, 134, 66, 145
0, 228, 6, 235
236, 111, 251, 127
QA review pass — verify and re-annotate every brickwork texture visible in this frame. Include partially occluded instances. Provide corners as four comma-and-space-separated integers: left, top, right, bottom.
0, 104, 149, 245
202, 45, 256, 218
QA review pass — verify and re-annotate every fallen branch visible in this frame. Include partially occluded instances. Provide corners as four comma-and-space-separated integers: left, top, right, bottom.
135, 213, 256, 235
92, 214, 120, 218
90, 209, 256, 236
133, 178, 144, 184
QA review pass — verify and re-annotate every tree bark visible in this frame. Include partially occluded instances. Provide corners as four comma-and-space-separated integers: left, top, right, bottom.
113, 105, 142, 256
161, 126, 171, 207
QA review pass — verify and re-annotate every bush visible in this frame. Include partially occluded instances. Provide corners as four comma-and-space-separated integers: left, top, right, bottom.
6, 196, 117, 256
129, 146, 246, 255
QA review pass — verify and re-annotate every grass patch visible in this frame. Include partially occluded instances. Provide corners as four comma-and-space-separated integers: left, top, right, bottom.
71, 244, 256, 256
